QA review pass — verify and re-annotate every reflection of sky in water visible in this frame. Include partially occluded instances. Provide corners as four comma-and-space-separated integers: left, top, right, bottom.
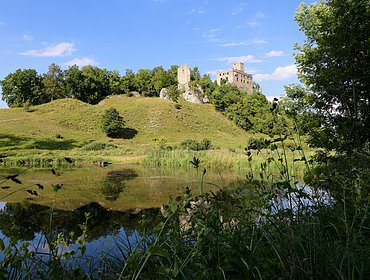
0, 202, 5, 211
269, 184, 334, 216
0, 225, 143, 277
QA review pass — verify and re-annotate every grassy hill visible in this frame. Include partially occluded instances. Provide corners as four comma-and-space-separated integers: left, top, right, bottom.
0, 96, 252, 162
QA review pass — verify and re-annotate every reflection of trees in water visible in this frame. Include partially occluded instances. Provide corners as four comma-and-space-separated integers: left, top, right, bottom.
100, 169, 138, 201
0, 201, 160, 245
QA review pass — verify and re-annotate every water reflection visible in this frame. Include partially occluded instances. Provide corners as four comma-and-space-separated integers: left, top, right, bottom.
100, 169, 138, 201
0, 201, 160, 244
0, 164, 242, 211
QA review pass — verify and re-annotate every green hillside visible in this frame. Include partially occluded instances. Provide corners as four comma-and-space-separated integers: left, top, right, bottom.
0, 96, 251, 159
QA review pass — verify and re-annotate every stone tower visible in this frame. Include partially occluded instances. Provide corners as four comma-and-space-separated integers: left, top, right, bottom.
177, 64, 190, 87
216, 62, 253, 93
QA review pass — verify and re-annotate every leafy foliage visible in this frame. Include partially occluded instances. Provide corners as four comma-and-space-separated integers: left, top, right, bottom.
100, 108, 125, 138
246, 137, 271, 150
180, 138, 212, 151
80, 141, 118, 151
42, 63, 66, 101
294, 0, 370, 152
0, 69, 45, 107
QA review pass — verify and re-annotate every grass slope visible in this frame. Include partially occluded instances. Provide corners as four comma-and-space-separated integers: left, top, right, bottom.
0, 96, 251, 157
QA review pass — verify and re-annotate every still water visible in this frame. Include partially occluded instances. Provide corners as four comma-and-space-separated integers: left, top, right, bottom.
0, 164, 243, 270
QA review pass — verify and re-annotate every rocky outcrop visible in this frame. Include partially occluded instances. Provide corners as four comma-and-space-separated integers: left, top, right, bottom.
159, 88, 171, 101
180, 84, 209, 104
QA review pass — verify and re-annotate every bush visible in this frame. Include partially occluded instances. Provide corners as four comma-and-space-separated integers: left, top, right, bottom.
80, 141, 118, 151
246, 137, 271, 150
101, 108, 124, 138
180, 138, 212, 151
174, 103, 181, 110
23, 100, 32, 112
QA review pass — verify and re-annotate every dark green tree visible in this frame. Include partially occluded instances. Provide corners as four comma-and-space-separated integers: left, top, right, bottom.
81, 66, 110, 104
282, 84, 321, 136
42, 63, 66, 101
151, 66, 171, 94
210, 83, 241, 112
198, 74, 217, 97
167, 65, 179, 85
64, 65, 85, 99
294, 0, 369, 152
0, 69, 45, 107
190, 66, 201, 81
107, 70, 124, 95
101, 107, 125, 137
121, 69, 135, 94
134, 69, 155, 96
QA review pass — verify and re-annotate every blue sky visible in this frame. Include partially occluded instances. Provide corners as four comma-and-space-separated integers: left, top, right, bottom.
0, 0, 314, 108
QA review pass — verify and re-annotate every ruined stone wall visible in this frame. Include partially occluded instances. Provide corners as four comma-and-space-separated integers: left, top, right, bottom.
216, 62, 253, 94
177, 64, 190, 86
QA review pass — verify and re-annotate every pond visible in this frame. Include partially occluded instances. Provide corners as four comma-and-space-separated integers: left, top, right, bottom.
0, 164, 244, 275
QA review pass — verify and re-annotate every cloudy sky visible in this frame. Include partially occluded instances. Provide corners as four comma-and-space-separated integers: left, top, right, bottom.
0, 0, 314, 108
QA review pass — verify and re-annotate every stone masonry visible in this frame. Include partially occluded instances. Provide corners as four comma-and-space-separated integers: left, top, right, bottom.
216, 62, 253, 93
177, 64, 191, 87
176, 64, 208, 104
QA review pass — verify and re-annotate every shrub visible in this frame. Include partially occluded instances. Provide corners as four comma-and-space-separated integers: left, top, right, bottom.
101, 108, 124, 138
199, 138, 212, 150
80, 141, 118, 151
174, 103, 181, 110
165, 85, 181, 102
180, 138, 212, 151
246, 137, 270, 150
23, 100, 32, 112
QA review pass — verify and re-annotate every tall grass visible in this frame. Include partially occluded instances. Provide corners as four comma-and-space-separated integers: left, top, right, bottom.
0, 136, 368, 279
0, 156, 102, 167
144, 146, 309, 176
104, 136, 369, 279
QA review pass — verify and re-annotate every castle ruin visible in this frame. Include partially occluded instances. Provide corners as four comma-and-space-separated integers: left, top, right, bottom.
216, 62, 253, 93
177, 64, 191, 87
176, 64, 208, 104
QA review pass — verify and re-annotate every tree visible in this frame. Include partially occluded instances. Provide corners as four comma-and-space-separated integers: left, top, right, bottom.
190, 66, 201, 81
294, 0, 369, 152
210, 84, 241, 112
151, 66, 170, 94
198, 74, 217, 97
282, 84, 321, 136
0, 69, 45, 107
42, 63, 66, 101
81, 66, 110, 104
134, 69, 155, 96
107, 70, 124, 95
121, 69, 135, 94
64, 65, 85, 99
101, 108, 125, 137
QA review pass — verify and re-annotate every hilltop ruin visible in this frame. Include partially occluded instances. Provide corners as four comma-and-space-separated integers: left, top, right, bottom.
216, 62, 253, 93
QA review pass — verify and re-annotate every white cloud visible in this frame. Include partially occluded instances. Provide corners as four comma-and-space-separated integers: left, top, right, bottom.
247, 21, 261, 27
220, 41, 246, 47
250, 38, 267, 45
192, 6, 206, 15
20, 42, 75, 57
203, 28, 221, 42
218, 55, 264, 64
247, 12, 265, 27
254, 65, 297, 81
22, 34, 34, 41
65, 57, 98, 67
254, 12, 265, 19
230, 2, 246, 16
265, 50, 285, 57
